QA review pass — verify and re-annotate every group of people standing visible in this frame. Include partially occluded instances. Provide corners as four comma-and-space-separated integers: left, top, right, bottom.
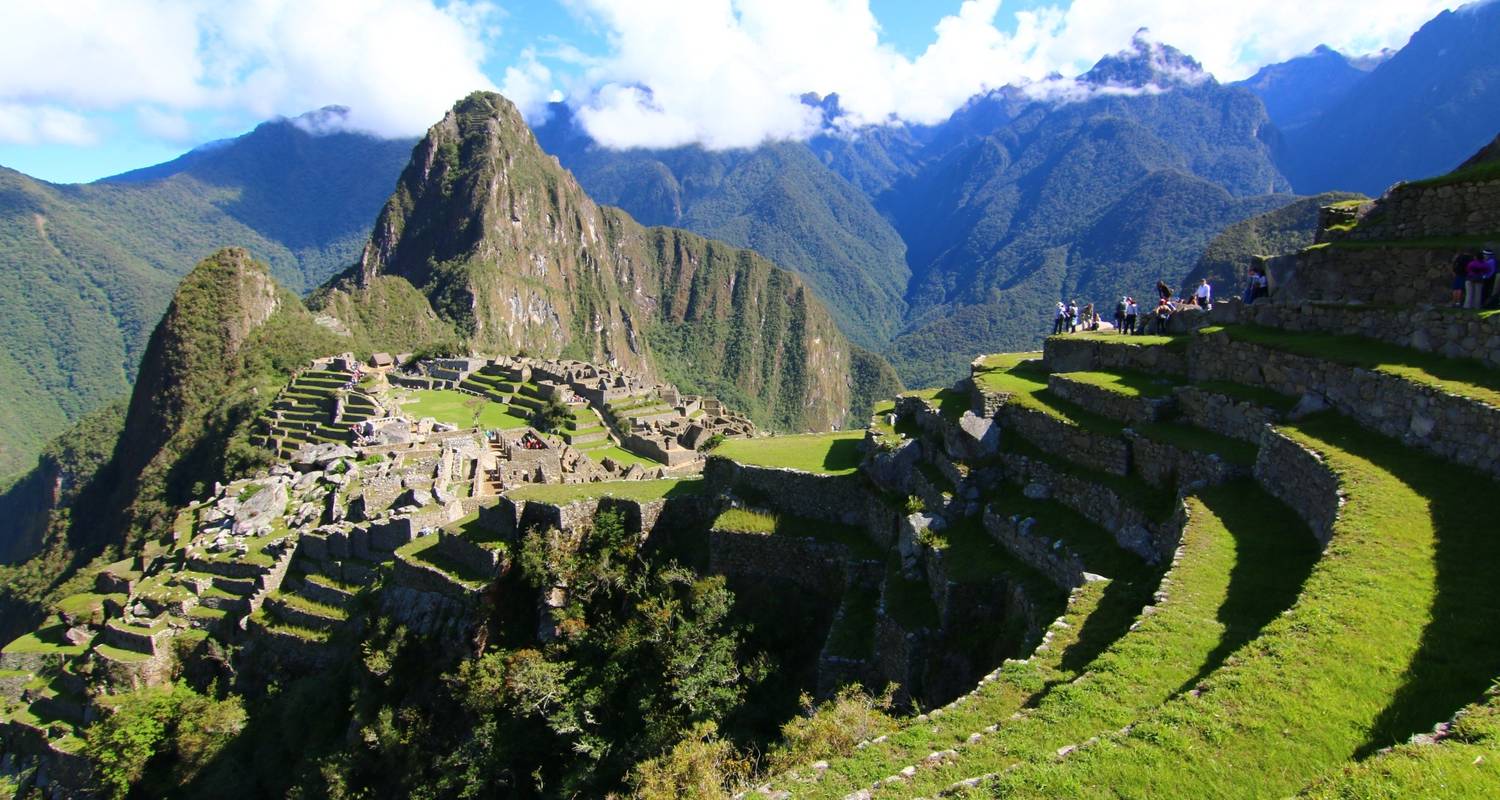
1052, 300, 1102, 334
1058, 279, 1219, 337
1453, 250, 1499, 309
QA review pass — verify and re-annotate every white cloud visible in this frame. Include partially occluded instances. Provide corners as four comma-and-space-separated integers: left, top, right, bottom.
564, 0, 1465, 149
0, 0, 502, 143
135, 107, 195, 143
0, 103, 98, 146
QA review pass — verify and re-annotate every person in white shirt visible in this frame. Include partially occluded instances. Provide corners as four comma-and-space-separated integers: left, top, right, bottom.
1194, 279, 1212, 309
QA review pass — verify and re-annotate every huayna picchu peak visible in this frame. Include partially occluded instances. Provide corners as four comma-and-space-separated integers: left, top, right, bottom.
5, 4, 1500, 798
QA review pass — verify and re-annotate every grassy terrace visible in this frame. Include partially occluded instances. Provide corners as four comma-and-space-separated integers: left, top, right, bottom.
887, 481, 1320, 798
584, 444, 663, 469
773, 577, 1118, 797
2, 626, 86, 657
394, 535, 492, 590
1053, 331, 1187, 349
1053, 369, 1183, 398
1299, 691, 1500, 797
1205, 324, 1500, 408
713, 508, 882, 560
980, 354, 1259, 466
714, 431, 866, 474
978, 413, 1500, 799
506, 477, 703, 505
400, 388, 531, 430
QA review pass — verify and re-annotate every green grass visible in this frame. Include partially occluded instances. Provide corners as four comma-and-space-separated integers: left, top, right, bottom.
987, 485, 1149, 582
866, 481, 1320, 799
713, 508, 883, 560
825, 586, 880, 660
1298, 689, 1500, 798
395, 535, 493, 590
902, 386, 972, 422
714, 431, 866, 474
978, 413, 1500, 799
1053, 369, 1184, 399
924, 515, 1063, 588
506, 477, 703, 505
1000, 435, 1178, 523
1205, 324, 1500, 408
1133, 420, 1259, 466
92, 643, 151, 663
769, 577, 1117, 797
2, 626, 86, 657
400, 388, 531, 430
1051, 332, 1187, 349
881, 562, 940, 631
274, 591, 348, 621
586, 445, 664, 469
1192, 379, 1299, 414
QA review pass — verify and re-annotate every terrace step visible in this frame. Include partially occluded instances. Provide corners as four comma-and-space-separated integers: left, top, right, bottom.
264, 592, 349, 632
983, 413, 1500, 799
857, 480, 1320, 799
1046, 370, 1182, 425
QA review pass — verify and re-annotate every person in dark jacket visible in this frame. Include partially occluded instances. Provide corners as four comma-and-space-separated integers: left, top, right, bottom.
1483, 249, 1498, 308
1157, 280, 1172, 302
1453, 253, 1474, 308
1114, 297, 1127, 332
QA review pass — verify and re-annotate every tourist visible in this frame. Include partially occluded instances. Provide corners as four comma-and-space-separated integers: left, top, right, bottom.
1465, 253, 1489, 309
1091, 309, 1102, 331
1452, 253, 1473, 308
1484, 249, 1498, 308
1082, 302, 1095, 331
1156, 280, 1173, 303
1154, 298, 1173, 334
1067, 301, 1079, 333
1194, 279, 1212, 309
1115, 296, 1127, 332
1248, 267, 1269, 304
1053, 301, 1067, 335
1124, 297, 1138, 335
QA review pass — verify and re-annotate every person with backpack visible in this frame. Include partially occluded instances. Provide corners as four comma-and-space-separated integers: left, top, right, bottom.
1452, 253, 1473, 308
1157, 280, 1173, 303
1466, 253, 1489, 309
1115, 296, 1127, 332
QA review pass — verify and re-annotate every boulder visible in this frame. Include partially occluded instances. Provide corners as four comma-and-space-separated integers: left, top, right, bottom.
958, 412, 1000, 458
231, 481, 289, 536
1289, 392, 1331, 421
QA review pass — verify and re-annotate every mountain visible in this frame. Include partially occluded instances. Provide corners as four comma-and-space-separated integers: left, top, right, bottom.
1280, 1, 1500, 194
1236, 45, 1381, 130
0, 247, 347, 638
318, 91, 898, 432
0, 112, 414, 478
881, 39, 1293, 385
1180, 191, 1366, 294
534, 107, 912, 350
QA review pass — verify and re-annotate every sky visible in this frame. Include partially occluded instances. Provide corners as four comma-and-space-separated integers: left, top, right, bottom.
0, 0, 1470, 183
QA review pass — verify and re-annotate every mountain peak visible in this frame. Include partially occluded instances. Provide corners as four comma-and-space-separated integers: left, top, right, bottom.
1082, 29, 1213, 89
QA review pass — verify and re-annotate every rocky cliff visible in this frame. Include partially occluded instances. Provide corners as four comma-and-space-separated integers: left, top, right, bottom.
321, 92, 896, 430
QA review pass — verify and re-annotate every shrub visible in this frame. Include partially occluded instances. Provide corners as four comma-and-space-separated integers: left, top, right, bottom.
767, 684, 898, 772
629, 721, 753, 800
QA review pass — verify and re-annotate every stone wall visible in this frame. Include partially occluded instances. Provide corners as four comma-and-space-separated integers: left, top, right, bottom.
1280, 245, 1452, 306
1125, 431, 1246, 490
1042, 337, 1189, 378
1190, 330, 1500, 480
998, 405, 1131, 477
1000, 453, 1185, 565
706, 530, 879, 594
1252, 429, 1343, 546
1331, 178, 1500, 242
1211, 299, 1500, 370
703, 458, 875, 528
1046, 374, 1175, 424
1173, 385, 1284, 443
981, 506, 1088, 590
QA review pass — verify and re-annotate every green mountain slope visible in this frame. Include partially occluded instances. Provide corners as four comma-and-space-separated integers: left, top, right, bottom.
0, 115, 412, 478
322, 91, 898, 432
534, 112, 910, 350
1181, 191, 1366, 293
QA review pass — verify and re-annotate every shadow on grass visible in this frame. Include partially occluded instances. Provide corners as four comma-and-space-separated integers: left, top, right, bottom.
1292, 416, 1500, 759
822, 438, 866, 472
1173, 481, 1319, 697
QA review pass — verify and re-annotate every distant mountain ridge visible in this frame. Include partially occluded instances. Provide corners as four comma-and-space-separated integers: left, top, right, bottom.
0, 114, 413, 478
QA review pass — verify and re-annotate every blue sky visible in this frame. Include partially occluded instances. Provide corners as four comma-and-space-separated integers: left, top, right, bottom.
0, 0, 1459, 184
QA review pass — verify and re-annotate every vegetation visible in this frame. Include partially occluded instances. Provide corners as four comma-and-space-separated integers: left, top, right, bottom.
85, 683, 246, 799
505, 477, 702, 504
1181, 192, 1364, 292
713, 432, 866, 474
398, 389, 529, 431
